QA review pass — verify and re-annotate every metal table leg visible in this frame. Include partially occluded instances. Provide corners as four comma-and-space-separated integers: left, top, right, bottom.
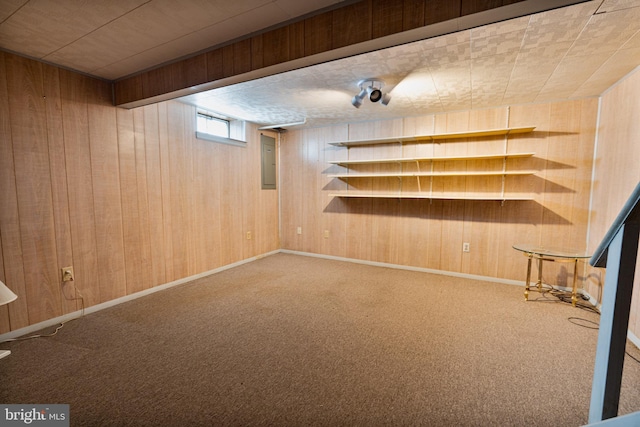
571, 258, 578, 307
524, 253, 533, 301
537, 256, 543, 291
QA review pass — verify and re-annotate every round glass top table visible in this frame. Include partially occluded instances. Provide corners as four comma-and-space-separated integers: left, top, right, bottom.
512, 244, 592, 306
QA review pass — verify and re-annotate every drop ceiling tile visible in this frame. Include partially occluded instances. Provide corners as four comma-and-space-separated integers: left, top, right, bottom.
419, 30, 470, 50
567, 6, 640, 57
520, 21, 588, 52
502, 77, 543, 105
0, 0, 147, 58
44, 33, 143, 75
518, 39, 574, 63
536, 53, 610, 100
471, 15, 529, 38
43, 3, 198, 73
529, 1, 599, 26
227, 2, 289, 35
471, 56, 515, 108
471, 28, 526, 59
93, 31, 211, 80
273, 0, 342, 18
508, 56, 558, 83
0, 0, 27, 22
596, 0, 640, 13
147, 0, 259, 31
423, 42, 471, 68
622, 29, 640, 49
191, 17, 250, 49
430, 62, 472, 111
373, 43, 427, 74
391, 70, 438, 100
573, 46, 640, 97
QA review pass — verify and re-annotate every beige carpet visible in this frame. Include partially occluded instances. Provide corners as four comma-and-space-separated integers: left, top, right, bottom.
1, 253, 640, 426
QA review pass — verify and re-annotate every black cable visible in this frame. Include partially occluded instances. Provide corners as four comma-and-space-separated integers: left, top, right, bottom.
529, 277, 640, 365
567, 316, 640, 365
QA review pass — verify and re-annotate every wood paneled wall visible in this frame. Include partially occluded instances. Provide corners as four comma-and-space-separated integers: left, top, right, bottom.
0, 52, 279, 333
114, 0, 526, 107
280, 99, 597, 288
588, 68, 640, 339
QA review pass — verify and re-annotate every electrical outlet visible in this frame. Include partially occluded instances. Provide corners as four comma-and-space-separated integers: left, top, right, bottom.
297, 226, 302, 235
323, 230, 329, 239
61, 266, 74, 282
463, 243, 470, 253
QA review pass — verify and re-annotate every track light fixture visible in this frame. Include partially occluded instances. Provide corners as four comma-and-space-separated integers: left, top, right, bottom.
351, 79, 391, 108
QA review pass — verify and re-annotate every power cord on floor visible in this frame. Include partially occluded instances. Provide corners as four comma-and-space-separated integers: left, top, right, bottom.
526, 282, 599, 314
566, 314, 640, 366
529, 278, 640, 365
1, 282, 85, 345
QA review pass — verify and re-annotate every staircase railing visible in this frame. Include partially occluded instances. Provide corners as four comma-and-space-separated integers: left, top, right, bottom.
587, 181, 640, 425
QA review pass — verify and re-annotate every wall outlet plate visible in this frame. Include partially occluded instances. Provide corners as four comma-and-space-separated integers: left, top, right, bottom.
61, 266, 74, 282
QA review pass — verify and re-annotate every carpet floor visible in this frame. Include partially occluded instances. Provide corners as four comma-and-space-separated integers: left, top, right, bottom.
1, 253, 640, 426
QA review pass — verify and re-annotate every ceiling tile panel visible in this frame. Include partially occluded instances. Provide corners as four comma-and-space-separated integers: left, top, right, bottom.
567, 6, 640, 57
419, 30, 470, 51
227, 2, 290, 36
573, 47, 640, 97
273, 0, 342, 17
536, 53, 610, 100
0, 0, 27, 22
621, 29, 640, 49
94, 31, 211, 80
520, 20, 588, 52
148, 0, 250, 29
596, 0, 640, 13
0, 0, 147, 58
430, 62, 473, 111
43, 2, 196, 73
470, 15, 529, 38
471, 29, 526, 59
422, 43, 471, 68
180, 0, 640, 128
190, 16, 252, 49
471, 55, 516, 108
528, 1, 599, 26
501, 77, 544, 105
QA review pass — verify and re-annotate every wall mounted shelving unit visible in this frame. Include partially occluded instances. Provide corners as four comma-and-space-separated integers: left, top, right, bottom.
326, 126, 537, 202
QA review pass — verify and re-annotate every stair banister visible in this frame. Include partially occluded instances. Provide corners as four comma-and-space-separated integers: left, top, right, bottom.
588, 181, 640, 424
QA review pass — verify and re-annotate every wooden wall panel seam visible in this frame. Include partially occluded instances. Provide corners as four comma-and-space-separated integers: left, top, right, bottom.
1, 52, 280, 333
0, 52, 30, 330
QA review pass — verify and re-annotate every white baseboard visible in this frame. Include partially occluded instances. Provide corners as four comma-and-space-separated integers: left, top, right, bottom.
279, 249, 526, 287
628, 330, 640, 350
4, 248, 637, 351
0, 250, 280, 342
281, 250, 640, 351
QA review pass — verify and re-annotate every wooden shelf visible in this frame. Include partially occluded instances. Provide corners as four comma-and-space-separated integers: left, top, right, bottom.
328, 152, 535, 165
328, 126, 536, 147
328, 170, 536, 179
329, 192, 534, 201
326, 125, 537, 202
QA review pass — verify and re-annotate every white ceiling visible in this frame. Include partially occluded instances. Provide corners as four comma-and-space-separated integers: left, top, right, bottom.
182, 0, 640, 128
2, 0, 640, 129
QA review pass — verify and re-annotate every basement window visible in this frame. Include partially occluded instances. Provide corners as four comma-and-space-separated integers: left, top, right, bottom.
196, 110, 246, 147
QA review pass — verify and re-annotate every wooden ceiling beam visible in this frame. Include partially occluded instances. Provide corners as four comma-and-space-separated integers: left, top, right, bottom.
113, 0, 585, 108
